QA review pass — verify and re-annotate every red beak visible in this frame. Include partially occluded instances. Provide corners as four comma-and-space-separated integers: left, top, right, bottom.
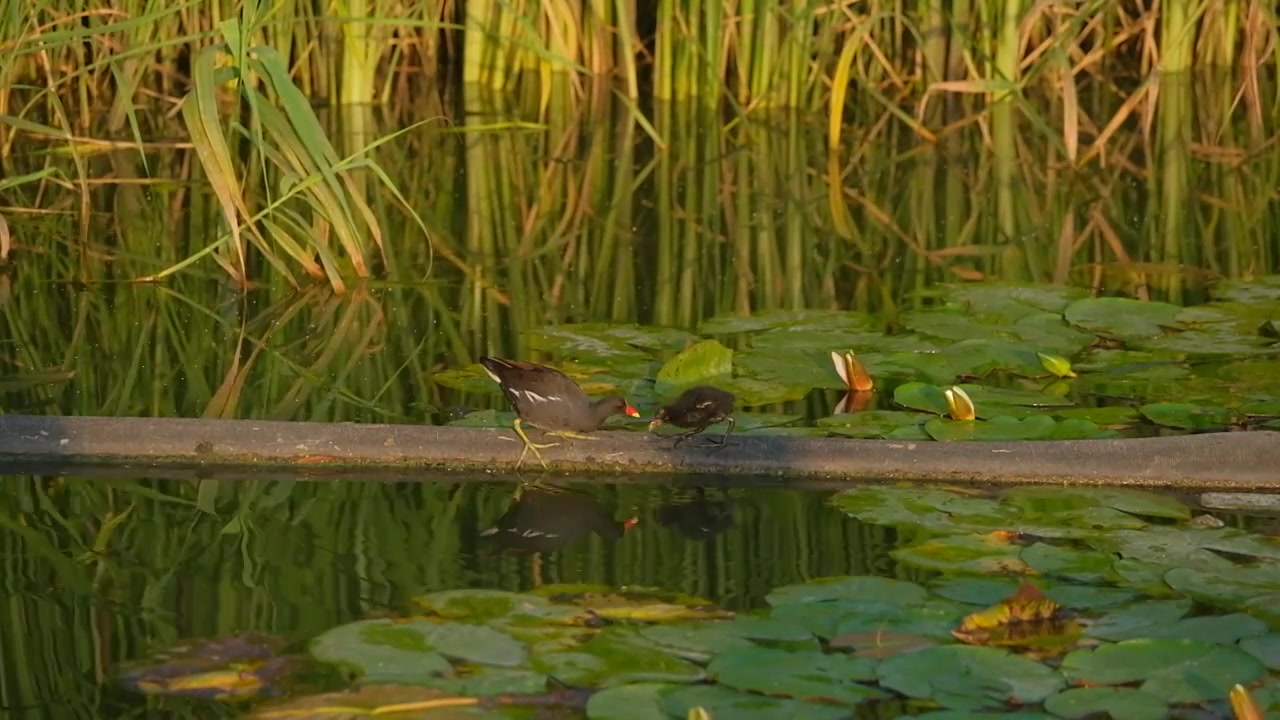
625, 405, 640, 418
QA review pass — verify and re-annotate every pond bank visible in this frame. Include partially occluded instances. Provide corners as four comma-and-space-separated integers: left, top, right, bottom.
0, 414, 1274, 488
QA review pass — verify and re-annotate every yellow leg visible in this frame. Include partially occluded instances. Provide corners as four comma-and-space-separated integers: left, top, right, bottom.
545, 430, 598, 441
513, 418, 559, 470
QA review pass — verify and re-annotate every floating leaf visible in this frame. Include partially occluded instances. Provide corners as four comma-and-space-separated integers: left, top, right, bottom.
877, 645, 1065, 709
1084, 600, 1194, 641
655, 340, 734, 397
1043, 687, 1168, 720
1139, 402, 1235, 430
891, 533, 1029, 575
1063, 297, 1182, 339
636, 622, 755, 662
766, 576, 929, 608
660, 685, 849, 720
697, 309, 875, 335
413, 589, 583, 625
708, 647, 885, 705
924, 415, 1056, 442
309, 621, 452, 682
532, 627, 704, 688
894, 381, 952, 415
525, 324, 672, 359
817, 410, 928, 438
1240, 635, 1280, 671
829, 631, 938, 659
248, 684, 481, 719
586, 683, 677, 720
829, 486, 1018, 533
1000, 486, 1190, 521
1061, 639, 1265, 703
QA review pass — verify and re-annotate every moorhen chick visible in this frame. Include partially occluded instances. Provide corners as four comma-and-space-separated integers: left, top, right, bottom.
479, 356, 640, 469
648, 385, 736, 448
480, 486, 639, 554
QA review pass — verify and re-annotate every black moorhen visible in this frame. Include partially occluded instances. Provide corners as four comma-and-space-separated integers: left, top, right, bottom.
479, 356, 640, 469
648, 385, 736, 448
481, 486, 639, 554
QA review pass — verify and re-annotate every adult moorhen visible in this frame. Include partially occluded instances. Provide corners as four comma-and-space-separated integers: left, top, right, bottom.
479, 356, 640, 469
648, 385, 736, 448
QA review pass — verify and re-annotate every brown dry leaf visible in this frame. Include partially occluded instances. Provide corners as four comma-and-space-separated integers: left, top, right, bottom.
952, 582, 1081, 656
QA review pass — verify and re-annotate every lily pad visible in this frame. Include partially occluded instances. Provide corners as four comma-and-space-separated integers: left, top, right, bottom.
310, 620, 499, 683
1084, 599, 1193, 641
829, 486, 1018, 534
877, 645, 1065, 709
413, 589, 583, 624
893, 381, 953, 415
585, 683, 677, 720
1000, 486, 1190, 521
766, 576, 929, 608
924, 415, 1057, 442
636, 622, 756, 662
531, 627, 704, 687
1063, 297, 1182, 339
708, 647, 884, 705
1240, 634, 1280, 670
891, 534, 1028, 575
1043, 687, 1167, 720
525, 324, 681, 358
659, 684, 849, 720
1139, 402, 1235, 430
1060, 638, 1265, 703
818, 410, 928, 438
655, 339, 733, 397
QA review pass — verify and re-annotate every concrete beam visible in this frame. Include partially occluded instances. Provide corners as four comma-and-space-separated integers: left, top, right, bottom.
0, 414, 1275, 488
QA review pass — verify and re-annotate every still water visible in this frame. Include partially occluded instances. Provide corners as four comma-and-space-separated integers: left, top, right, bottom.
0, 468, 894, 717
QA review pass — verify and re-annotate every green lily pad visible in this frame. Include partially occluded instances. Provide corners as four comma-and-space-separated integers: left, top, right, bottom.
585, 683, 677, 720
929, 577, 1021, 606
659, 684, 849, 720
915, 712, 1054, 720
418, 667, 547, 696
828, 598, 972, 641
1240, 634, 1280, 670
309, 619, 524, 683
924, 415, 1057, 442
940, 341, 1047, 378
1019, 543, 1114, 583
891, 534, 1026, 575
413, 589, 582, 624
1063, 297, 1182, 339
715, 376, 811, 405
828, 486, 1018, 534
1086, 527, 1257, 571
654, 339, 733, 397
1106, 613, 1269, 644
1139, 402, 1235, 430
1060, 638, 1265, 703
720, 615, 815, 644
708, 647, 884, 705
1052, 406, 1141, 425
765, 576, 929, 608
432, 367, 500, 394
1084, 599, 1193, 641
1042, 586, 1137, 610
531, 627, 704, 688
1000, 486, 1190, 521
636, 622, 756, 662
735, 348, 848, 391
1163, 564, 1280, 609
818, 410, 928, 439
957, 384, 1076, 409
942, 284, 1090, 317
1043, 687, 1167, 720
1211, 275, 1280, 304
893, 381, 953, 415
877, 645, 1065, 709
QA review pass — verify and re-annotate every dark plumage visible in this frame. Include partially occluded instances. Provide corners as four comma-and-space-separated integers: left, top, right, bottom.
648, 385, 736, 448
479, 356, 640, 468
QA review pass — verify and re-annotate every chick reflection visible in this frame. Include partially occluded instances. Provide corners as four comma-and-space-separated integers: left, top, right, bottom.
481, 485, 638, 554
656, 488, 734, 541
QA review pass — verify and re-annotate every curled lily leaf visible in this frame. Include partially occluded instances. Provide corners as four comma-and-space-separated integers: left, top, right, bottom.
831, 350, 875, 392
1037, 352, 1077, 378
945, 386, 976, 421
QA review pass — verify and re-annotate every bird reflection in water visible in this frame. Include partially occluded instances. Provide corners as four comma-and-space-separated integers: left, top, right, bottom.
655, 487, 734, 542
481, 484, 639, 555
